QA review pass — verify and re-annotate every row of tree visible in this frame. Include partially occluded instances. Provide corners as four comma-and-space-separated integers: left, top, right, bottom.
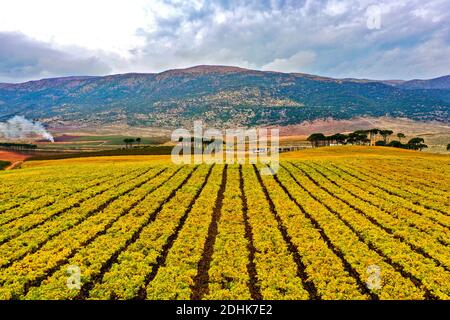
0, 142, 37, 151
307, 129, 428, 151
123, 138, 142, 148
375, 137, 428, 151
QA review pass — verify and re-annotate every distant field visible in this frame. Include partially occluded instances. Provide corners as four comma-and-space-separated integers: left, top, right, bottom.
27, 146, 174, 161
67, 135, 169, 145
34, 135, 170, 153
0, 147, 448, 300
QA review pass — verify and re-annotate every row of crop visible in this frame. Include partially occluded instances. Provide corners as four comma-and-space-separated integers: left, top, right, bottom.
328, 162, 450, 227
87, 164, 212, 300
140, 165, 224, 300
241, 166, 315, 299
348, 160, 449, 197
0, 162, 126, 202
0, 166, 144, 227
0, 165, 189, 299
0, 166, 150, 244
336, 162, 449, 212
293, 162, 450, 271
309, 161, 450, 245
0, 167, 123, 214
0, 166, 171, 269
347, 160, 449, 204
256, 164, 372, 299
283, 162, 450, 299
274, 164, 425, 299
0, 163, 142, 214
23, 165, 206, 300
204, 165, 252, 300
353, 158, 449, 189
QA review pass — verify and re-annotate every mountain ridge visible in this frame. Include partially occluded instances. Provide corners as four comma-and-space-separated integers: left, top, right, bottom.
3, 65, 449, 86
0, 65, 449, 128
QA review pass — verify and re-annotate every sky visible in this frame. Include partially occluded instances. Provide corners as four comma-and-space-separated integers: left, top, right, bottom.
0, 0, 449, 83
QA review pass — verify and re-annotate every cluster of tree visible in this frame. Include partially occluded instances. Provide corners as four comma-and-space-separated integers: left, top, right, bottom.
0, 142, 37, 151
375, 137, 428, 151
123, 137, 142, 148
307, 129, 428, 151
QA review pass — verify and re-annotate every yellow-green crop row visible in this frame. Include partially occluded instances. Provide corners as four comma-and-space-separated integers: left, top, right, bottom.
0, 167, 147, 240
0, 165, 184, 299
337, 162, 449, 211
294, 162, 450, 270
328, 162, 450, 228
205, 165, 251, 300
309, 161, 450, 245
242, 165, 309, 299
283, 162, 450, 299
23, 166, 201, 300
0, 167, 159, 267
349, 160, 449, 196
248, 165, 350, 299
276, 163, 425, 299
143, 165, 224, 300
88, 165, 212, 300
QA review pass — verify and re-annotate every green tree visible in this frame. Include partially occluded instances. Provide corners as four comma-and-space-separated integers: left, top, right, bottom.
447, 143, 450, 151
136, 137, 142, 146
348, 131, 369, 145
328, 133, 348, 145
307, 133, 326, 148
406, 137, 427, 151
397, 133, 405, 142
408, 137, 424, 145
387, 140, 403, 148
123, 138, 136, 149
380, 130, 394, 143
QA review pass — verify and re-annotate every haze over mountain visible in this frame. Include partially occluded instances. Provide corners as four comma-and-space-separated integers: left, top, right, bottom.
0, 65, 448, 129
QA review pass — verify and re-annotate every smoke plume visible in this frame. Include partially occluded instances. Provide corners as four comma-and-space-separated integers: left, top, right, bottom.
0, 116, 54, 142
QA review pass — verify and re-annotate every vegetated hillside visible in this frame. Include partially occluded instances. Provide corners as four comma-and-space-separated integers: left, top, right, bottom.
0, 65, 449, 128
398, 75, 450, 90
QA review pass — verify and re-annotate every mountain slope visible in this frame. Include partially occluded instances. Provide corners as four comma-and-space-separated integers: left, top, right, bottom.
0, 65, 448, 128
398, 75, 450, 90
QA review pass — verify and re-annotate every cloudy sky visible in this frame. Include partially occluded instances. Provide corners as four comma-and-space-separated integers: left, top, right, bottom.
0, 0, 449, 82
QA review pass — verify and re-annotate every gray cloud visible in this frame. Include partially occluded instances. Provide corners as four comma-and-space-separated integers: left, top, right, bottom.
131, 0, 450, 79
0, 0, 449, 82
0, 32, 112, 82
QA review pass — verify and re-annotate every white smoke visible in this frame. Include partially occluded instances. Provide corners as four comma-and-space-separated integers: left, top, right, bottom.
0, 116, 54, 142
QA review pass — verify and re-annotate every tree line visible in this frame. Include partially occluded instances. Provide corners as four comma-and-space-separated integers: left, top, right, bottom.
123, 138, 142, 149
307, 129, 428, 151
0, 142, 37, 151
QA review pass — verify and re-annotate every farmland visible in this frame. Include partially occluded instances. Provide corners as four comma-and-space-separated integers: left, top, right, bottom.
0, 147, 448, 300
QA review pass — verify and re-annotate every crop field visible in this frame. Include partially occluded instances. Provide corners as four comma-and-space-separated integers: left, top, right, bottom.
0, 147, 448, 300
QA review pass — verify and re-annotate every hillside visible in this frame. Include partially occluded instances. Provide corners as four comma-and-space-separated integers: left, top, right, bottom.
0, 65, 449, 128
398, 75, 450, 90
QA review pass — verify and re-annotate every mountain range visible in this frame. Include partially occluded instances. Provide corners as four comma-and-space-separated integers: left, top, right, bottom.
0, 65, 449, 128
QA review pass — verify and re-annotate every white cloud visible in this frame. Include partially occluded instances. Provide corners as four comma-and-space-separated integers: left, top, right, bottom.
0, 0, 150, 57
262, 51, 317, 73
0, 0, 449, 81
324, 0, 349, 16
